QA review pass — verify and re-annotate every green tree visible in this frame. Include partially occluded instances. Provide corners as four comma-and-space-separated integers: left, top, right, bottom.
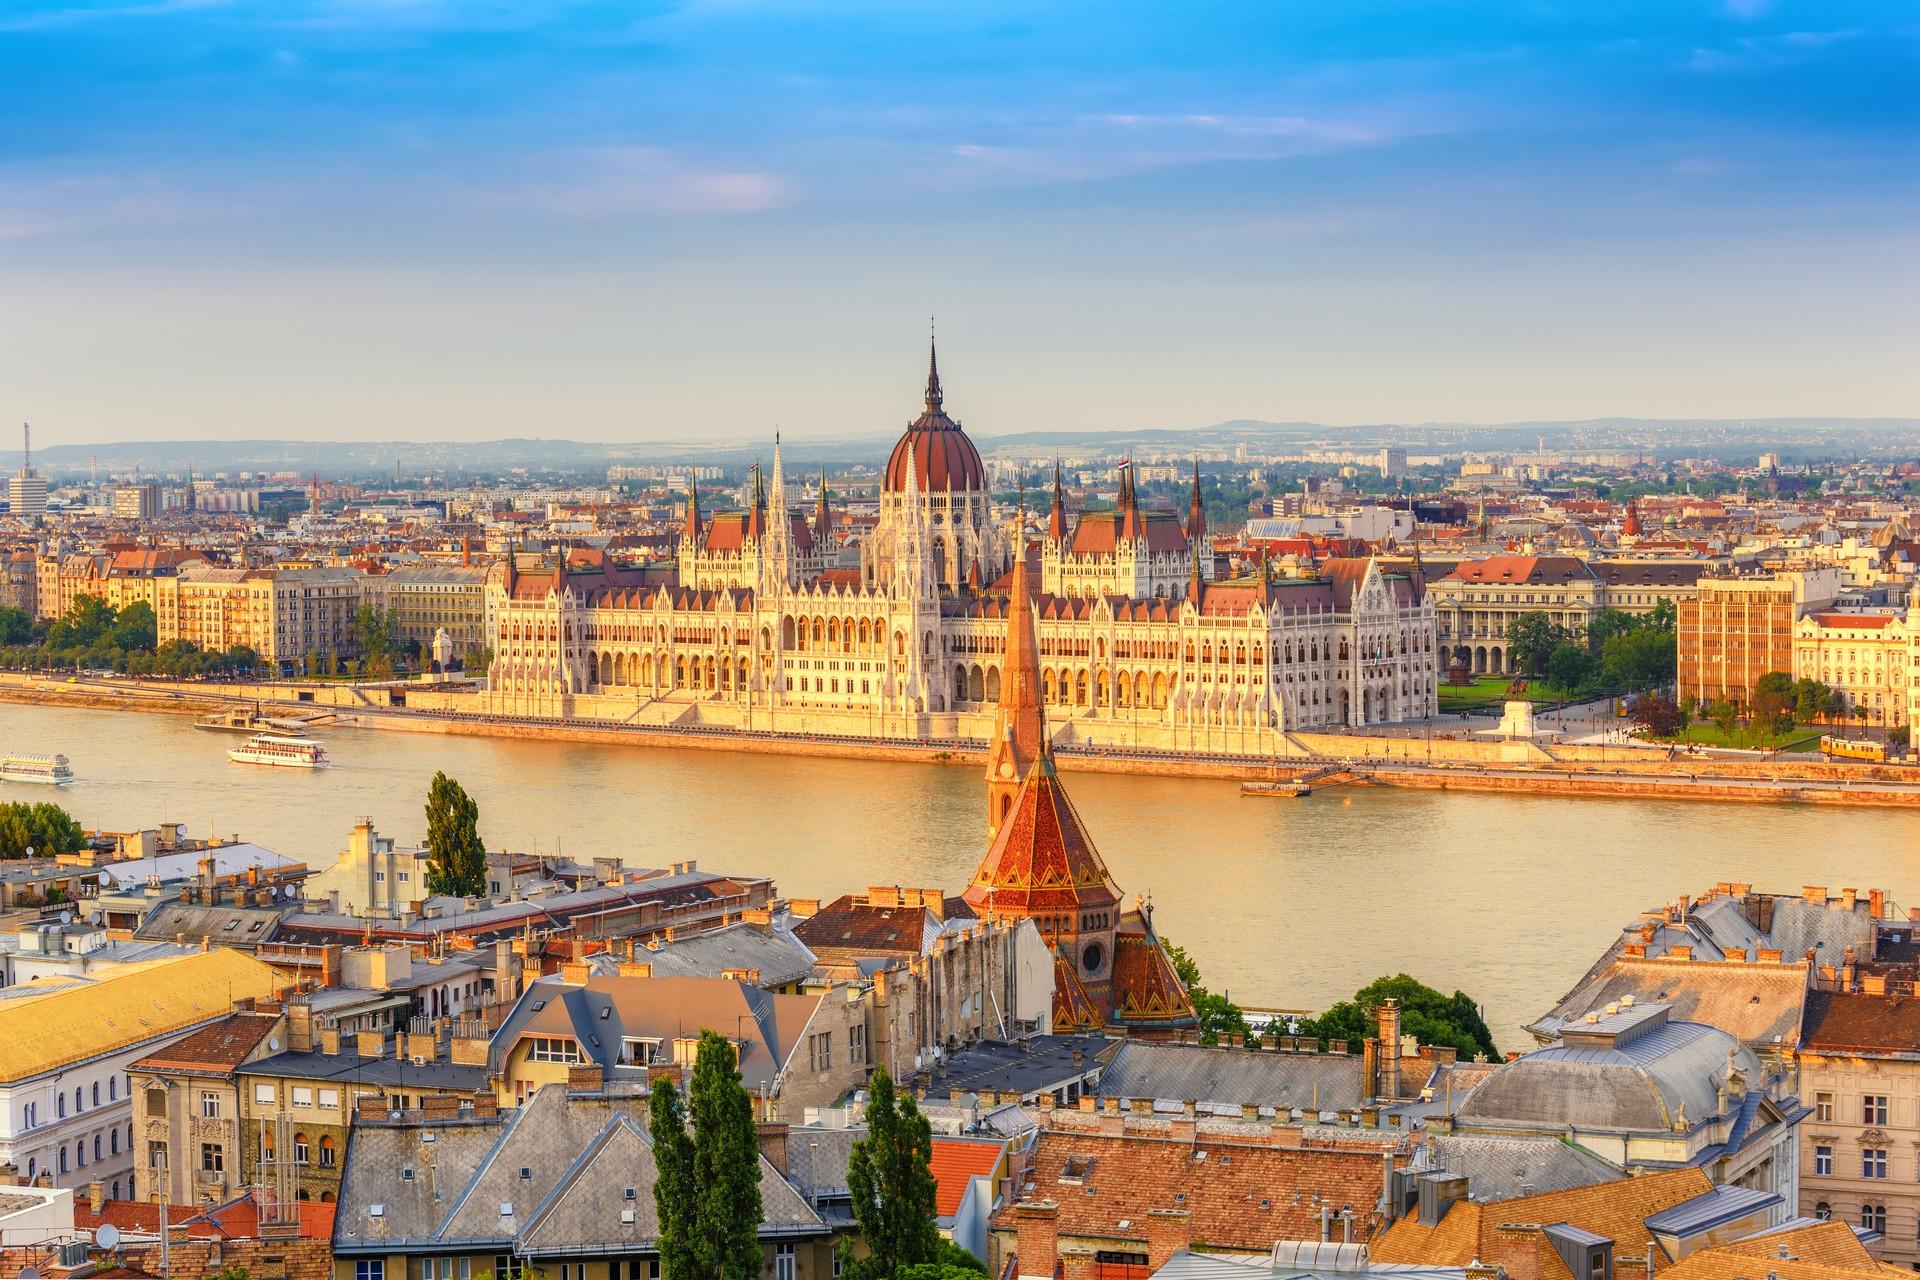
896, 1246, 990, 1280
1544, 642, 1594, 693
1583, 609, 1639, 651
1709, 696, 1739, 738
1164, 938, 1251, 1046
49, 595, 116, 649
1599, 629, 1676, 693
423, 771, 487, 896
0, 801, 87, 858
109, 600, 158, 652
0, 606, 30, 646
651, 1031, 766, 1280
1296, 974, 1500, 1062
1505, 613, 1568, 677
353, 605, 397, 663
840, 1068, 942, 1280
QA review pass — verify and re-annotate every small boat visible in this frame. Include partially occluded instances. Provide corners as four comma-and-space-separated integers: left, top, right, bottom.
227, 734, 329, 769
1241, 780, 1310, 798
0, 753, 76, 785
196, 707, 310, 736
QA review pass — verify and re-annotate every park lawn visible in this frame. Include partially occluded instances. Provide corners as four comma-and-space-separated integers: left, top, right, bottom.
1651, 724, 1824, 751
1437, 676, 1578, 708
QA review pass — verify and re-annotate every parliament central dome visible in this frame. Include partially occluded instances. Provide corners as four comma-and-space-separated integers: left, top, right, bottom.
884, 339, 987, 494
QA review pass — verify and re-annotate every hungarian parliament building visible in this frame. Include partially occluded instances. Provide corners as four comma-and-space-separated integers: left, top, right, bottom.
482, 346, 1439, 755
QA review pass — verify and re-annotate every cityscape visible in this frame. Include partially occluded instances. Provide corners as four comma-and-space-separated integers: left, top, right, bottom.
0, 4, 1916, 1280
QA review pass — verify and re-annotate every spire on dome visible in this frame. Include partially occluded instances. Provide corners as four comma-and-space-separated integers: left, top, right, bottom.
925, 321, 943, 413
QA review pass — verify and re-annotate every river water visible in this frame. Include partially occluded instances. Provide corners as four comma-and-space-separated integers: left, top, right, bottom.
4, 700, 1915, 1048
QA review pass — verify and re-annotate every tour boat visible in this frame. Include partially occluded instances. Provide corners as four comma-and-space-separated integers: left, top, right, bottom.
0, 753, 76, 786
227, 734, 329, 769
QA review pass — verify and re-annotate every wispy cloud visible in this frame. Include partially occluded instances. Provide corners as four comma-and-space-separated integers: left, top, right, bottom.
0, 0, 227, 33
0, 172, 250, 239
488, 147, 789, 218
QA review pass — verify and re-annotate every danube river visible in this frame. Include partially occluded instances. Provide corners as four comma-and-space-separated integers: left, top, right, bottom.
6, 700, 1917, 1046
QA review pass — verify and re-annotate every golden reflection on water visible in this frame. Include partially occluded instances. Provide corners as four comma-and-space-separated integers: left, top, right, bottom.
9, 700, 1916, 1047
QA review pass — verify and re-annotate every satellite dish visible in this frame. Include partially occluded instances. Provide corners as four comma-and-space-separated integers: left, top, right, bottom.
58, 911, 72, 926
88, 912, 101, 925
21, 1267, 40, 1279
269, 1037, 281, 1052
97, 1224, 121, 1250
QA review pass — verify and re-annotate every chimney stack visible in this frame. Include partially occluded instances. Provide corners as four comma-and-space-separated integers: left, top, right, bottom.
1378, 998, 1403, 1100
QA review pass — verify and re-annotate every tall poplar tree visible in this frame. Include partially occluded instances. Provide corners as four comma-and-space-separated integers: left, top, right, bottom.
423, 771, 486, 897
840, 1068, 941, 1280
651, 1030, 765, 1280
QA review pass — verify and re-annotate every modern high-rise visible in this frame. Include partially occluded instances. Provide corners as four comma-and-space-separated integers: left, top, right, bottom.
8, 423, 46, 521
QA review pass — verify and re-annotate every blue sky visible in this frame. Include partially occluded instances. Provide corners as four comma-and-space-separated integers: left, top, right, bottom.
2, 0, 1915, 443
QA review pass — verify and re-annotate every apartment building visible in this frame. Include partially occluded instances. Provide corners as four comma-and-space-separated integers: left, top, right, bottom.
157, 564, 366, 670
374, 563, 490, 661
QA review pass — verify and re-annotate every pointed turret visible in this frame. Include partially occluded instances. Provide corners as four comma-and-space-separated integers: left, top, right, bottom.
683, 476, 701, 540
1118, 461, 1143, 543
813, 467, 832, 543
984, 523, 1045, 836
1187, 544, 1205, 606
744, 463, 768, 539
1047, 460, 1066, 541
769, 433, 787, 516
1187, 460, 1207, 544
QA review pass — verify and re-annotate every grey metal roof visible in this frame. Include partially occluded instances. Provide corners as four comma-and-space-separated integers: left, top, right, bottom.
235, 1049, 491, 1092
1426, 1135, 1618, 1201
1458, 1018, 1758, 1135
1153, 1249, 1474, 1280
133, 901, 289, 945
1099, 1042, 1365, 1115
333, 1084, 825, 1257
920, 1035, 1110, 1102
1643, 1184, 1783, 1236
593, 922, 816, 989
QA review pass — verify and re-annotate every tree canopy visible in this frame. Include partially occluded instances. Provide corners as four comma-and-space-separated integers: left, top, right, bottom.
841, 1069, 945, 1280
0, 802, 87, 859
651, 1030, 766, 1280
1296, 974, 1500, 1062
1164, 938, 1251, 1047
423, 771, 487, 897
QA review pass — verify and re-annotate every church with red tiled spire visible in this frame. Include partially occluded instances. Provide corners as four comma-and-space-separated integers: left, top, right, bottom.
965, 527, 1196, 1035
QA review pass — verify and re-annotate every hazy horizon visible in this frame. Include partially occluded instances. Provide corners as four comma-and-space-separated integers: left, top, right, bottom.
4, 1, 1915, 445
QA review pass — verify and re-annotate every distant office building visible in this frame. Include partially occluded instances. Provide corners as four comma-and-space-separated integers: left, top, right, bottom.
8, 423, 46, 521
1678, 568, 1840, 707
113, 482, 163, 521
1379, 447, 1408, 479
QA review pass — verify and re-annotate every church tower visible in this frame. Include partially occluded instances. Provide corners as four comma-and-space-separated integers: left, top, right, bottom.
985, 529, 1045, 837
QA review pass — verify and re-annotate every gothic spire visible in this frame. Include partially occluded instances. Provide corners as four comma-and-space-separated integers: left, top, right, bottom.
1187, 460, 1207, 543
1047, 460, 1066, 541
683, 475, 701, 539
813, 466, 832, 542
925, 323, 943, 412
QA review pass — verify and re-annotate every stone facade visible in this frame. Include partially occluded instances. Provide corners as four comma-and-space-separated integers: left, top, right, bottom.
481, 352, 1439, 753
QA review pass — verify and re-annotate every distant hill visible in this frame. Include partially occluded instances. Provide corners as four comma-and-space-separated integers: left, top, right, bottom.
23, 417, 1917, 477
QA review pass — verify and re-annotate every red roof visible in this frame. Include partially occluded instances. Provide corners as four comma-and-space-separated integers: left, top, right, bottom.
1809, 612, 1895, 630
929, 1138, 1004, 1218
78, 1194, 335, 1241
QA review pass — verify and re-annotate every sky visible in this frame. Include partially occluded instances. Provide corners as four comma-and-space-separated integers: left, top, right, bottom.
1, 0, 1916, 446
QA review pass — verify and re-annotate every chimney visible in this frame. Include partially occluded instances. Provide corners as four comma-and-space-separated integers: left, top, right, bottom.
1842, 887, 1859, 912
1379, 998, 1402, 1099
756, 1122, 789, 1174
1870, 889, 1886, 920
88, 1179, 104, 1215
1145, 1209, 1193, 1270
1843, 946, 1858, 991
